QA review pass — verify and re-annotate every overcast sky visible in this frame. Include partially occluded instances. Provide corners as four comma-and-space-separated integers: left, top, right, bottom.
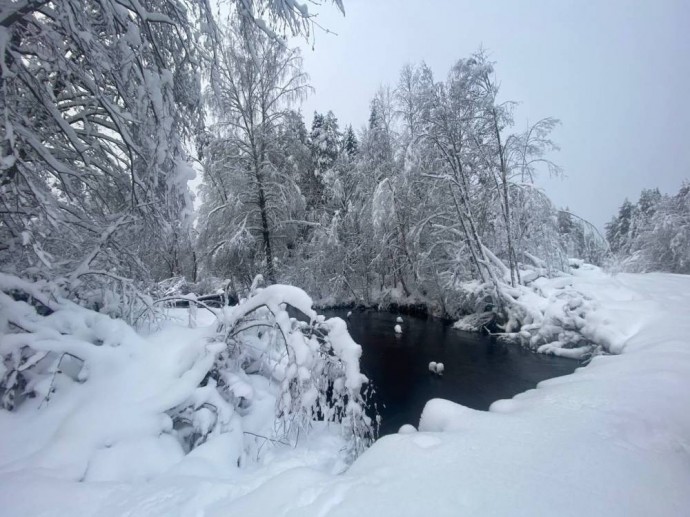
295, 0, 690, 229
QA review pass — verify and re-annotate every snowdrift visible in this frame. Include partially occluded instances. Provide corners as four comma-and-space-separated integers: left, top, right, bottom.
1, 268, 689, 516
207, 268, 690, 516
0, 274, 372, 490
454, 262, 634, 359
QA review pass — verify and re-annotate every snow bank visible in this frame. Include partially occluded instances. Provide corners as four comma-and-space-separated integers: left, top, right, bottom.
0, 275, 372, 510
310, 269, 689, 516
462, 263, 635, 358
2, 268, 690, 515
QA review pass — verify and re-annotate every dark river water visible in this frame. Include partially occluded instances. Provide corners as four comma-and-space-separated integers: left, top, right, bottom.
325, 309, 580, 436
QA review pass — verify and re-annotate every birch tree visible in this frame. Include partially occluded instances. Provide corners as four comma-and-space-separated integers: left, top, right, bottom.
200, 20, 308, 284
0, 0, 218, 316
0, 0, 346, 317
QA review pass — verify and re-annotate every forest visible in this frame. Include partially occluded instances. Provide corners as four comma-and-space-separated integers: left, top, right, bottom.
1, 1, 689, 516
0, 0, 614, 321
606, 185, 690, 274
3, 0, 685, 323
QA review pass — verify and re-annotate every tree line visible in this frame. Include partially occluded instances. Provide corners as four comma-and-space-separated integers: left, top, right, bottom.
197, 24, 607, 317
1, 0, 613, 323
606, 184, 690, 274
0, 0, 344, 318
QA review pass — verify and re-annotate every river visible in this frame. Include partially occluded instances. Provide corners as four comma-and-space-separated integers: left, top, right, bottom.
325, 309, 580, 436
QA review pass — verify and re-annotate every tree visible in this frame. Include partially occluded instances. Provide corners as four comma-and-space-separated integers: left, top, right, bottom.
200, 20, 308, 285
0, 0, 220, 318
0, 0, 345, 313
365, 88, 395, 180
310, 110, 341, 175
410, 58, 507, 300
342, 125, 359, 157
300, 110, 340, 210
606, 199, 635, 254
607, 184, 690, 273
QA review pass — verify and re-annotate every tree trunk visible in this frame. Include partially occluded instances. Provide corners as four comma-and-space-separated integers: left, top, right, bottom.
492, 109, 519, 287
256, 181, 275, 283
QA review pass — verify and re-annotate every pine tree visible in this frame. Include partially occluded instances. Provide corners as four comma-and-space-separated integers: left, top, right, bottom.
310, 111, 341, 175
342, 125, 359, 157
606, 199, 635, 253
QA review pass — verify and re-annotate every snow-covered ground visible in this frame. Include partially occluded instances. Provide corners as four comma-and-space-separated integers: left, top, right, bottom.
2, 267, 689, 516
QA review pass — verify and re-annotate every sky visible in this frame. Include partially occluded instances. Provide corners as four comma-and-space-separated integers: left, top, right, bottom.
294, 0, 690, 229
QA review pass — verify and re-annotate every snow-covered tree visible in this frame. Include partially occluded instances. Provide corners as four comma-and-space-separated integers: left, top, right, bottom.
557, 210, 608, 265
606, 199, 636, 254
607, 184, 690, 273
341, 125, 359, 158
310, 110, 341, 176
0, 0, 213, 300
199, 20, 308, 285
0, 0, 345, 314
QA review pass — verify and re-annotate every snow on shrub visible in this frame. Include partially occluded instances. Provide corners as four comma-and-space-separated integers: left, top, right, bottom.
0, 273, 374, 482
452, 263, 611, 359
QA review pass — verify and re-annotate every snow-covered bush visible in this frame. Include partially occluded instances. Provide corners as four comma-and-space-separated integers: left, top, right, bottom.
180, 281, 376, 460
451, 262, 610, 359
0, 273, 374, 482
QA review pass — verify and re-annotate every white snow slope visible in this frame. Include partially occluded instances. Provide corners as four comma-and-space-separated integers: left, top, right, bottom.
2, 267, 690, 516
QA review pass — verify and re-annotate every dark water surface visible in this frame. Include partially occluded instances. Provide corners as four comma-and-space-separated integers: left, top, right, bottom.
325, 309, 580, 436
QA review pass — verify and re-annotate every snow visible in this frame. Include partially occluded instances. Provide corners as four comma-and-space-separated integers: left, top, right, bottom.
428, 361, 444, 375
455, 262, 650, 358
331, 269, 690, 516
2, 267, 690, 515
324, 317, 367, 391
0, 275, 369, 511
372, 178, 396, 235
398, 424, 417, 434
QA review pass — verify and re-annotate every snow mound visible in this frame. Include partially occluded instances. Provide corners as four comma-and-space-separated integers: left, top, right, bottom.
205, 269, 690, 516
458, 264, 634, 358
398, 424, 417, 434
0, 274, 373, 488
428, 362, 444, 375
3, 268, 690, 516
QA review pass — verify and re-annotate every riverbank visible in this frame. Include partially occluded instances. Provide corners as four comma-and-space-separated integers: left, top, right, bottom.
317, 264, 611, 360
1, 268, 688, 515
223, 268, 689, 516
314, 298, 445, 320
325, 308, 578, 436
